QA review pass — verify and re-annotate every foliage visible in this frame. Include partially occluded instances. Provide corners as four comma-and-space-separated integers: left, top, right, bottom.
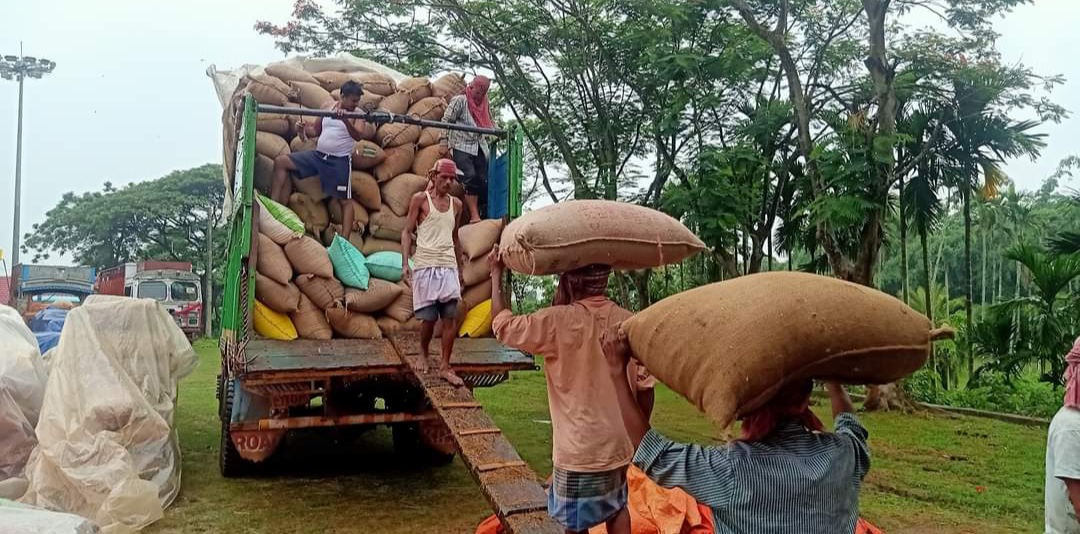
905, 368, 1063, 419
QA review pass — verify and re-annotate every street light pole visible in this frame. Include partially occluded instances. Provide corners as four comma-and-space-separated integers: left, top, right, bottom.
1, 44, 56, 268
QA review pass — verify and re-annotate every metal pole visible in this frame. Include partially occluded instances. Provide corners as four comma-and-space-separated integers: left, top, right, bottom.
11, 74, 24, 268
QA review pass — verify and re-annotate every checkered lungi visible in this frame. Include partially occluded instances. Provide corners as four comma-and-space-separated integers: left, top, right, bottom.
547, 466, 628, 532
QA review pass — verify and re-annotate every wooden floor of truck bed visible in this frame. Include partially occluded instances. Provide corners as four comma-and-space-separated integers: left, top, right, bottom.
242, 335, 535, 381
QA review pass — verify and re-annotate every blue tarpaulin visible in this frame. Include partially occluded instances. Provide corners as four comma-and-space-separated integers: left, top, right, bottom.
29, 307, 69, 354
34, 332, 61, 354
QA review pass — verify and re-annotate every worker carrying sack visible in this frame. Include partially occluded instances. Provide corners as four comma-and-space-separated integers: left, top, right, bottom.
619, 271, 953, 429
500, 200, 705, 275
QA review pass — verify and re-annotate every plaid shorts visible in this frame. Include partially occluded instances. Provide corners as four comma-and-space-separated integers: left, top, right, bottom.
547, 466, 628, 531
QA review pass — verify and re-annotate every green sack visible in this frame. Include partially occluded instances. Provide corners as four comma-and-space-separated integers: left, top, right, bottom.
256, 193, 305, 235
365, 251, 414, 282
328, 235, 370, 290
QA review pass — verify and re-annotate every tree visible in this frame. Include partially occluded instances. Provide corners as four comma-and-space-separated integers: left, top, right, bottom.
23, 164, 228, 331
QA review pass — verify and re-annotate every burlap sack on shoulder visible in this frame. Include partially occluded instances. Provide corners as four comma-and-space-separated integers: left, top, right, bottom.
295, 273, 345, 310
291, 293, 333, 340
256, 233, 293, 285
284, 235, 334, 278
255, 273, 301, 314
381, 174, 429, 217
326, 303, 382, 339
350, 171, 382, 211
621, 271, 945, 430
500, 200, 705, 275
344, 279, 405, 313
373, 144, 416, 183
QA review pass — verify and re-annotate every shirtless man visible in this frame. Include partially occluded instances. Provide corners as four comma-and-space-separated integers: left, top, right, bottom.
401, 159, 467, 387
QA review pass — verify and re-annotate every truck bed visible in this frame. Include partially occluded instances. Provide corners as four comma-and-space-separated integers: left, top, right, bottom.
242, 335, 534, 384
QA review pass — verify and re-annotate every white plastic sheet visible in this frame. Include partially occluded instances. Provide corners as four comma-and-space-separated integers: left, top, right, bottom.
0, 305, 48, 493
21, 296, 198, 534
0, 498, 99, 534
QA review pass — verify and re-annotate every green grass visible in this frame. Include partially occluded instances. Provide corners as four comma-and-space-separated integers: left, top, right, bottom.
149, 340, 1046, 533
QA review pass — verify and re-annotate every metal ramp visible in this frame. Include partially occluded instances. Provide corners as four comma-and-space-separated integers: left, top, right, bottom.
391, 335, 562, 534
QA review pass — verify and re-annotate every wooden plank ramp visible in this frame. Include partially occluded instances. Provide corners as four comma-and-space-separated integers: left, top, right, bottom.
391, 335, 561, 534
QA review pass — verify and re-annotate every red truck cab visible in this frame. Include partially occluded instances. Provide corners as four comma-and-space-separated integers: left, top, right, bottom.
97, 261, 203, 338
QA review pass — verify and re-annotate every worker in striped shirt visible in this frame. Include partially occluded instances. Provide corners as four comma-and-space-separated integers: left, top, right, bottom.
606, 331, 870, 533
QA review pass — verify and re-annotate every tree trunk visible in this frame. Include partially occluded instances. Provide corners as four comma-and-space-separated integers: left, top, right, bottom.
981, 221, 988, 316
204, 210, 214, 337
962, 185, 975, 380
920, 227, 935, 377
899, 174, 909, 304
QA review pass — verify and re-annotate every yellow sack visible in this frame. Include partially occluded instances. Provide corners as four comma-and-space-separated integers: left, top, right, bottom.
458, 299, 493, 338
254, 300, 298, 340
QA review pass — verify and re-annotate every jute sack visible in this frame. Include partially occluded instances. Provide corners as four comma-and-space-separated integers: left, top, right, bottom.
290, 135, 318, 153
284, 235, 334, 278
375, 123, 421, 148
256, 131, 290, 160
462, 251, 493, 287
418, 128, 445, 148
370, 209, 408, 241
295, 273, 345, 310
462, 279, 492, 312
255, 273, 301, 314
290, 293, 333, 340
382, 174, 428, 216
500, 200, 706, 275
313, 71, 352, 92
322, 224, 366, 251
252, 73, 292, 94
384, 283, 414, 322
328, 199, 369, 231
431, 73, 467, 100
413, 145, 446, 176
266, 63, 319, 85
293, 176, 329, 203
620, 271, 945, 429
256, 196, 304, 245
326, 303, 382, 339
377, 92, 411, 115
398, 77, 433, 104
359, 92, 383, 110
408, 97, 447, 121
460, 219, 502, 260
362, 237, 406, 256
288, 193, 330, 236
257, 112, 293, 137
254, 300, 298, 341
351, 171, 382, 211
351, 72, 396, 96
344, 279, 404, 313
352, 140, 387, 170
289, 81, 335, 110
374, 144, 416, 183
246, 75, 290, 106
254, 154, 275, 196
256, 233, 293, 285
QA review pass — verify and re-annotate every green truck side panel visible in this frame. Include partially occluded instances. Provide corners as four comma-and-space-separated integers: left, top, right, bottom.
220, 96, 257, 335
508, 124, 523, 219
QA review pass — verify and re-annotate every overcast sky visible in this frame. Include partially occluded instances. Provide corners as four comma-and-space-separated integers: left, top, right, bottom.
0, 1, 1077, 266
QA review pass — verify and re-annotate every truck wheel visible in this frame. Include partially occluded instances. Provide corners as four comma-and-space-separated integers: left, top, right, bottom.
219, 379, 257, 478
391, 423, 455, 465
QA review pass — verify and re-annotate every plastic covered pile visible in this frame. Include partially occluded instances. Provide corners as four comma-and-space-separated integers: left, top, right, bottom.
21, 295, 198, 533
0, 305, 48, 499
0, 498, 99, 533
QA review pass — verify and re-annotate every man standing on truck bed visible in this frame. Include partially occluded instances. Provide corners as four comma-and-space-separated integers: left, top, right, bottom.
402, 158, 467, 387
441, 75, 493, 224
271, 80, 367, 238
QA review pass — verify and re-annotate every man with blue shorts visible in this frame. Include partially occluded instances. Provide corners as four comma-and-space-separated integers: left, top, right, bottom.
271, 80, 367, 236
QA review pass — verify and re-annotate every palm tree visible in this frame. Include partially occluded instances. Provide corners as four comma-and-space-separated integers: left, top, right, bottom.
941, 68, 1046, 380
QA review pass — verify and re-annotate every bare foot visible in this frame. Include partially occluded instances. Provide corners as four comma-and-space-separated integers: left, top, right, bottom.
416, 356, 430, 374
440, 367, 465, 387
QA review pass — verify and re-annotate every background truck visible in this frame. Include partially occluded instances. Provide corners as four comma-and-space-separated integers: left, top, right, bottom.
7, 264, 96, 322
96, 261, 204, 338
217, 94, 557, 533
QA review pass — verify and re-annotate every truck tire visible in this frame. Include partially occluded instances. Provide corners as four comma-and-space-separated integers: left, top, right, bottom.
219, 379, 258, 478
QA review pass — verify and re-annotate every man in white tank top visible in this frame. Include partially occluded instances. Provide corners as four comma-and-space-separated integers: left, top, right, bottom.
402, 159, 467, 387
271, 80, 368, 239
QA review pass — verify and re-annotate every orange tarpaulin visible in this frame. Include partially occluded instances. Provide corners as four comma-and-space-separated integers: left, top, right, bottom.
475, 466, 885, 534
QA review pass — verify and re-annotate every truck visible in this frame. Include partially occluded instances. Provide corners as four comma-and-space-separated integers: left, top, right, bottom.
7, 264, 96, 322
96, 261, 204, 338
217, 91, 558, 533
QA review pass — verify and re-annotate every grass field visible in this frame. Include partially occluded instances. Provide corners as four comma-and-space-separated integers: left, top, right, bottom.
147, 339, 1047, 533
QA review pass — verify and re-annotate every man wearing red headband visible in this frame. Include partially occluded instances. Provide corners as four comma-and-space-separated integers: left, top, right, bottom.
1045, 336, 1080, 532
441, 75, 494, 224
402, 158, 467, 387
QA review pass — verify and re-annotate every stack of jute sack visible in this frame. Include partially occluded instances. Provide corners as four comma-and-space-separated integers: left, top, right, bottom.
253, 191, 503, 341
220, 57, 502, 340
497, 200, 944, 429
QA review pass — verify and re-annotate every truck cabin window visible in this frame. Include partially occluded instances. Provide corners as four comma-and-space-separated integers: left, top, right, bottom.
171, 281, 199, 302
137, 281, 168, 301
